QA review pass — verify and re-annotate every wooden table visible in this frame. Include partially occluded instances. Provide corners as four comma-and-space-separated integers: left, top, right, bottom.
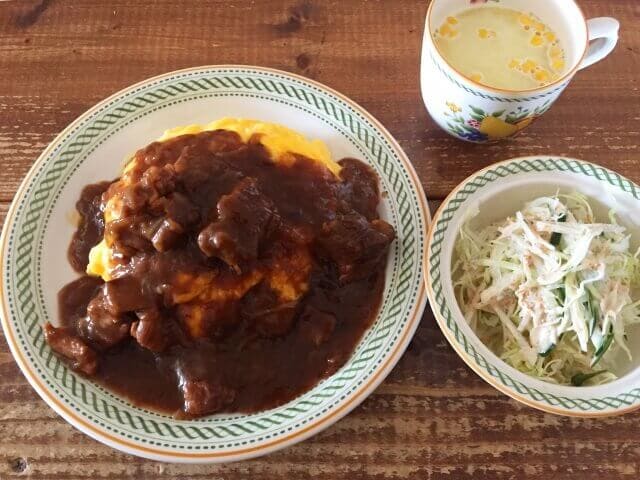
1, 0, 639, 478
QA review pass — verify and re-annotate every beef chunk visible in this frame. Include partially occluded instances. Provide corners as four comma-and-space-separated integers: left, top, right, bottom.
107, 165, 199, 254
338, 158, 380, 220
106, 215, 154, 255
43, 323, 98, 375
147, 194, 200, 252
174, 147, 243, 204
78, 291, 130, 349
68, 182, 110, 273
57, 276, 103, 327
198, 178, 276, 270
179, 378, 236, 416
318, 212, 395, 282
140, 164, 177, 195
108, 200, 198, 256
130, 309, 168, 352
151, 218, 184, 252
117, 182, 151, 215
170, 191, 201, 221
299, 306, 336, 346
101, 277, 152, 314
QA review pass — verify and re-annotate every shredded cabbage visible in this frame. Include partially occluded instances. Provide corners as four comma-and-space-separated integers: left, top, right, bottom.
453, 192, 640, 385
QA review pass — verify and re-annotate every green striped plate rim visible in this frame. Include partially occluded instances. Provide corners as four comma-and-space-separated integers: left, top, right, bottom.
0, 66, 429, 461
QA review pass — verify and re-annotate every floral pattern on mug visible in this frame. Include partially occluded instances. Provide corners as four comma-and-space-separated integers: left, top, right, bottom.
443, 100, 552, 142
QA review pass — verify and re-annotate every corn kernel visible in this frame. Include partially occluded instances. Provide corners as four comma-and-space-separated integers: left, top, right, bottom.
534, 69, 551, 82
522, 59, 537, 73
508, 59, 521, 70
440, 23, 453, 36
470, 72, 483, 82
447, 16, 458, 25
530, 34, 544, 47
552, 58, 565, 71
518, 14, 533, 27
440, 22, 459, 37
544, 32, 556, 43
549, 45, 563, 57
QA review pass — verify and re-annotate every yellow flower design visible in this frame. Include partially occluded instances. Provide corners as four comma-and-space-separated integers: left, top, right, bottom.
446, 101, 462, 113
478, 115, 535, 139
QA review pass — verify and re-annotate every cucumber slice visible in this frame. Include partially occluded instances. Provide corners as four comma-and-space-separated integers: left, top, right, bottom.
571, 370, 608, 386
586, 293, 598, 337
550, 213, 567, 247
591, 328, 614, 367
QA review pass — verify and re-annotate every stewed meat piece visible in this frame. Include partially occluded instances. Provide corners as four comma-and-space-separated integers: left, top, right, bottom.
176, 357, 237, 416
130, 309, 170, 352
101, 276, 152, 314
68, 182, 111, 273
180, 379, 237, 416
77, 293, 130, 350
198, 178, 277, 270
338, 158, 381, 220
318, 212, 395, 282
43, 323, 98, 375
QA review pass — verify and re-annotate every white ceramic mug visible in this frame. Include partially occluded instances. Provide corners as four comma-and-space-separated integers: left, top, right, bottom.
420, 0, 620, 143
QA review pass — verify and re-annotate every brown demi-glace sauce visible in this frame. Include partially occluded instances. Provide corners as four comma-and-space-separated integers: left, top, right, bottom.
46, 129, 395, 417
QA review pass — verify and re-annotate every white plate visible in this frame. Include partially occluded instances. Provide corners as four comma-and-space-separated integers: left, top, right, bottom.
0, 66, 430, 462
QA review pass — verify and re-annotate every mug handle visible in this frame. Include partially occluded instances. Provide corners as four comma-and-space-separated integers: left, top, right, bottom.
579, 17, 620, 70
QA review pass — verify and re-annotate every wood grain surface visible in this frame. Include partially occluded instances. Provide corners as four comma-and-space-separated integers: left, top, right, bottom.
1, 0, 640, 478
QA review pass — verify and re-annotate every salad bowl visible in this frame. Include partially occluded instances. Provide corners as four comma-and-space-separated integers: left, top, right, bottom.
425, 156, 640, 417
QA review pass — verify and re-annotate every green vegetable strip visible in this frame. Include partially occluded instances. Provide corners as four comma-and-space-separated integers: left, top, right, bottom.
549, 213, 567, 247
